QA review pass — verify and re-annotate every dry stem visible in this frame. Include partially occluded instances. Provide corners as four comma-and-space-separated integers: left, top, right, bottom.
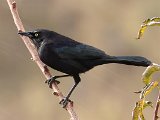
154, 90, 160, 120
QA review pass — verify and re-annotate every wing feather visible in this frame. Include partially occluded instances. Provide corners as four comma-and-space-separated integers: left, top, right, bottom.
54, 44, 107, 60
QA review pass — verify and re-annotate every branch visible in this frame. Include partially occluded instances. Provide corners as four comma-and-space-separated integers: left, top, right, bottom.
6, 0, 79, 119
154, 90, 160, 120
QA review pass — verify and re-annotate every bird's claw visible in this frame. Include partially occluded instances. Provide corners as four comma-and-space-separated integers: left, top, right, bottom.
59, 97, 72, 108
45, 76, 60, 88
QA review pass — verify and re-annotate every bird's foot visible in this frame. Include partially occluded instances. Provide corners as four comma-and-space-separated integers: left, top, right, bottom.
45, 76, 60, 88
59, 97, 72, 108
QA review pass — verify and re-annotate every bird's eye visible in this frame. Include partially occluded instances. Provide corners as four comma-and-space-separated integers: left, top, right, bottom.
34, 33, 39, 37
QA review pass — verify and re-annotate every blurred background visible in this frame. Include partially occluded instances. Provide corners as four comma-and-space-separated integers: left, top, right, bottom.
1, 0, 160, 119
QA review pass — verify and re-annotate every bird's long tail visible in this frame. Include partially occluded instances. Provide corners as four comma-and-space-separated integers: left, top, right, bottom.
104, 56, 152, 67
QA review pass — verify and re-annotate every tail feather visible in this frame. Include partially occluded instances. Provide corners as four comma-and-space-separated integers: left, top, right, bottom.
104, 56, 152, 67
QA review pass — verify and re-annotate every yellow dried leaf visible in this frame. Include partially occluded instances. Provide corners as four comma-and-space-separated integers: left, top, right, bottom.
137, 17, 160, 39
142, 63, 160, 85
137, 26, 147, 39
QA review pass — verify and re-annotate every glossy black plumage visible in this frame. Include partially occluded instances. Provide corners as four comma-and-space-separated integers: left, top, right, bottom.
18, 29, 152, 107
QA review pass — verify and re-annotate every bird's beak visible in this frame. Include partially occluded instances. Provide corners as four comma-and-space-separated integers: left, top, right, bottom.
18, 31, 32, 38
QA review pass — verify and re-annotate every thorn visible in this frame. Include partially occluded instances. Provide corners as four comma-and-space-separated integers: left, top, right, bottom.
156, 115, 159, 119
44, 79, 48, 84
70, 101, 74, 107
43, 65, 49, 73
12, 1, 16, 9
30, 57, 37, 61
18, 30, 21, 32
134, 91, 141, 94
52, 92, 59, 96
64, 101, 74, 110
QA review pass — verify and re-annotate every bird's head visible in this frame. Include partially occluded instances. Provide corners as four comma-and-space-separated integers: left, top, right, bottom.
18, 29, 53, 48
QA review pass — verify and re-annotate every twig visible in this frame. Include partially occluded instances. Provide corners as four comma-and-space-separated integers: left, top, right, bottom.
6, 0, 79, 119
154, 90, 160, 120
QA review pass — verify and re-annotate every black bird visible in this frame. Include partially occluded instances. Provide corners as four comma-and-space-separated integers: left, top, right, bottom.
18, 29, 152, 107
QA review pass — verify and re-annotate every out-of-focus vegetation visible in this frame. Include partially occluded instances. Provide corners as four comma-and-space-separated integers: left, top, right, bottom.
1, 0, 160, 120
137, 17, 160, 39
133, 18, 160, 120
132, 64, 160, 120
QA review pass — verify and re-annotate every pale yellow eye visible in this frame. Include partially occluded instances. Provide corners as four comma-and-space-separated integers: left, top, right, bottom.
34, 33, 39, 37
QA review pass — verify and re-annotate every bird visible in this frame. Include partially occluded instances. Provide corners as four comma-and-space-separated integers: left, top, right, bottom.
18, 29, 152, 107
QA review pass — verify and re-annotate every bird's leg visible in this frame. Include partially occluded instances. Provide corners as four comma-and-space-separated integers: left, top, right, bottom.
45, 75, 70, 88
59, 75, 81, 108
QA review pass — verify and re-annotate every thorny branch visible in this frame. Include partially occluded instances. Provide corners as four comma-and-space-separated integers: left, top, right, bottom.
6, 0, 79, 119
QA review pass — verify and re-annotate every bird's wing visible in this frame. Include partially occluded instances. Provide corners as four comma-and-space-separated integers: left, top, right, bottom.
54, 44, 108, 60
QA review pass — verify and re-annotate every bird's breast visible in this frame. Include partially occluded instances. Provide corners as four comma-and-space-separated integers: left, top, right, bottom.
38, 44, 59, 65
